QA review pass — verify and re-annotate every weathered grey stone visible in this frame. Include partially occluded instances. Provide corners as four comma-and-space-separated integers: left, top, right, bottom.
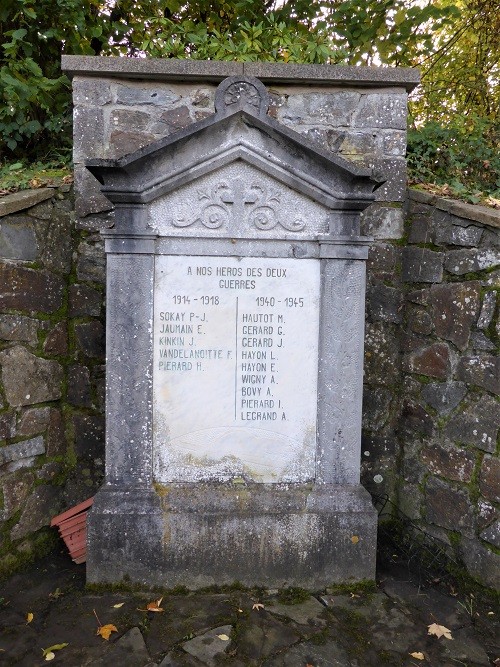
10, 484, 62, 541
400, 401, 434, 437
278, 92, 360, 126
115, 84, 181, 106
421, 382, 467, 414
476, 291, 496, 329
72, 414, 104, 460
67, 365, 92, 407
420, 442, 475, 482
112, 627, 150, 665
459, 537, 500, 590
73, 77, 112, 106
0, 346, 63, 407
406, 288, 430, 306
0, 436, 45, 466
480, 520, 500, 549
76, 237, 106, 283
470, 330, 496, 351
0, 264, 64, 312
361, 204, 404, 239
74, 321, 104, 357
0, 314, 38, 345
352, 93, 407, 130
182, 625, 232, 666
267, 596, 326, 626
402, 343, 451, 379
456, 356, 499, 394
338, 131, 379, 160
477, 499, 497, 530
0, 220, 38, 260
74, 107, 105, 162
408, 216, 432, 243
151, 105, 193, 134
372, 158, 407, 201
405, 305, 433, 335
264, 640, 351, 666
74, 165, 114, 219
0, 188, 53, 218
43, 322, 68, 356
237, 613, 301, 662
366, 243, 399, 276
39, 209, 73, 273
367, 283, 403, 323
425, 477, 474, 536
445, 248, 500, 275
429, 281, 481, 350
46, 409, 66, 457
69, 283, 102, 317
37, 461, 63, 481
17, 407, 52, 436
362, 387, 392, 431
1, 471, 34, 521
109, 108, 152, 132
108, 130, 156, 158
0, 411, 16, 440
444, 396, 499, 452
402, 247, 444, 283
364, 323, 400, 386
479, 455, 499, 503
435, 220, 483, 246
382, 130, 406, 156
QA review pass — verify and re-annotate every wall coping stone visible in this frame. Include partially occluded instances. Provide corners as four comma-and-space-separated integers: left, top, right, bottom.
61, 56, 420, 92
0, 188, 54, 218
408, 188, 500, 230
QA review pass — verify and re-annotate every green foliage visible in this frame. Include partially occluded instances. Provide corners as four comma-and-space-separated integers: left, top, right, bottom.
0, 0, 498, 200
0, 158, 72, 194
407, 115, 500, 202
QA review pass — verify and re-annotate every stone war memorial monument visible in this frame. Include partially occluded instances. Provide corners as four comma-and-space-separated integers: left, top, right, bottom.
72, 60, 418, 588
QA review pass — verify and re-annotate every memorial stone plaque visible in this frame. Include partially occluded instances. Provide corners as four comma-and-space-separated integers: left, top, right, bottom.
153, 255, 320, 483
86, 74, 379, 588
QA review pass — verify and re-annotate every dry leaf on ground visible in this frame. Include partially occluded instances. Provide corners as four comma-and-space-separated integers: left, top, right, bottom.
410, 651, 425, 660
428, 623, 453, 640
42, 643, 69, 659
112, 602, 125, 608
252, 603, 264, 611
97, 624, 118, 640
217, 634, 230, 641
26, 612, 33, 624
138, 597, 164, 612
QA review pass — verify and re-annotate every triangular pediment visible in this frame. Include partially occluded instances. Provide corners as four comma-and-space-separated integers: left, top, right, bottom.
87, 77, 381, 212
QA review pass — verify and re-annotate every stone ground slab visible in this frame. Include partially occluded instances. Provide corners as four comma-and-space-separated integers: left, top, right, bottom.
0, 549, 498, 667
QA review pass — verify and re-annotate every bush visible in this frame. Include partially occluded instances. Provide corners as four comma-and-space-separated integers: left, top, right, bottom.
407, 116, 500, 202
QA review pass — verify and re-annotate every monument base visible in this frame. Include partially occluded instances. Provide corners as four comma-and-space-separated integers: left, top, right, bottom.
87, 483, 377, 588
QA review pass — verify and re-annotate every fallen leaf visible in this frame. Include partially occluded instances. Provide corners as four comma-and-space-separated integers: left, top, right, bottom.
112, 602, 125, 608
42, 644, 69, 658
350, 593, 360, 599
45, 652, 55, 661
26, 612, 34, 624
217, 634, 230, 641
252, 603, 264, 611
410, 651, 425, 660
49, 588, 63, 600
351, 535, 359, 544
97, 624, 118, 640
428, 623, 453, 640
138, 597, 164, 612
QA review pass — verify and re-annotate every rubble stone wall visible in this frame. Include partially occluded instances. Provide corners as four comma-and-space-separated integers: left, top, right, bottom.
362, 189, 499, 589
0, 187, 105, 575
